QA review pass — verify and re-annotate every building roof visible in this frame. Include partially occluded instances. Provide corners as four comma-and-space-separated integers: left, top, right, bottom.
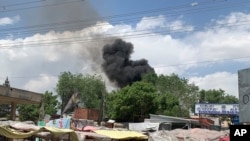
148, 114, 199, 125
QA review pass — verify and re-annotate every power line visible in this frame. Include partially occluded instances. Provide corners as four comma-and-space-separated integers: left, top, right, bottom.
1, 55, 250, 79
0, 0, 43, 7
1, 0, 249, 37
0, 0, 84, 13
0, 18, 250, 49
1, 0, 219, 31
154, 56, 250, 68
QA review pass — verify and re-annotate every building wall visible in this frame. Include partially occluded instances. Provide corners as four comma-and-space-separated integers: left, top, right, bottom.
73, 108, 99, 121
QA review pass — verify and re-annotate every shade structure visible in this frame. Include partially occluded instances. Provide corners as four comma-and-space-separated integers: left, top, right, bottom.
0, 85, 43, 120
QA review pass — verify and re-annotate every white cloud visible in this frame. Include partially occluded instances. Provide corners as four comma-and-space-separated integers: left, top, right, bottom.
0, 16, 20, 26
136, 15, 166, 30
24, 74, 58, 93
0, 22, 116, 93
1, 12, 250, 97
189, 72, 238, 97
214, 12, 250, 30
135, 15, 193, 32
169, 20, 194, 31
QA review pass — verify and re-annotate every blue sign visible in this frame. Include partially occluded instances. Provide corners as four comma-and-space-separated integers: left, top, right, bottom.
195, 104, 239, 115
232, 116, 240, 125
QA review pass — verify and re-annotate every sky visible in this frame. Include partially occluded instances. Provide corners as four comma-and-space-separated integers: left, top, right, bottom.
1, 0, 250, 98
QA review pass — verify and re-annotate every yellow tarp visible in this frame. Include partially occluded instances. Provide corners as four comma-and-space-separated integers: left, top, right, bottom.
44, 126, 78, 141
94, 130, 148, 140
0, 126, 40, 139
0, 126, 78, 141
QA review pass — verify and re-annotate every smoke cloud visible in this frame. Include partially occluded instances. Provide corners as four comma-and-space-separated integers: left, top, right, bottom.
102, 38, 155, 88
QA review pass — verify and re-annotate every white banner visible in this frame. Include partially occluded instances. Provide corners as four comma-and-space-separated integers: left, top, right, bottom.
195, 104, 239, 115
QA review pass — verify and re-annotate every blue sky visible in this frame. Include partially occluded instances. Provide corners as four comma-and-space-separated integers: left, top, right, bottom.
89, 0, 250, 26
1, 0, 250, 97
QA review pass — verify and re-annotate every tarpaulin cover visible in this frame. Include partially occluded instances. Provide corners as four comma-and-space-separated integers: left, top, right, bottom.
0, 125, 78, 141
46, 118, 71, 128
149, 128, 229, 141
75, 131, 111, 141
94, 130, 148, 139
0, 126, 40, 139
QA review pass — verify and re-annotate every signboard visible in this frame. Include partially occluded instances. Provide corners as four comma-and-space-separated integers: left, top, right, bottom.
238, 68, 250, 123
195, 104, 239, 115
232, 116, 240, 125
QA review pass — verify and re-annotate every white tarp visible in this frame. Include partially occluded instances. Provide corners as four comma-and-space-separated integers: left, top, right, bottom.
129, 122, 159, 132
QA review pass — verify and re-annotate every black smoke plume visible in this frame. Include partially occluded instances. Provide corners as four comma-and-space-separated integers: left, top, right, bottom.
102, 39, 155, 88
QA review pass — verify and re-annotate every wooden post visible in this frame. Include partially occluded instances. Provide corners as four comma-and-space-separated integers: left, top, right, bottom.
10, 102, 16, 121
8, 102, 16, 141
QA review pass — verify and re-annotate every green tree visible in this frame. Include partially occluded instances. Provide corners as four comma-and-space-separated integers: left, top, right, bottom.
106, 81, 158, 122
56, 72, 106, 114
43, 91, 60, 115
18, 104, 39, 122
55, 72, 79, 113
18, 91, 59, 122
142, 73, 199, 116
156, 92, 189, 117
221, 95, 239, 104
199, 89, 238, 104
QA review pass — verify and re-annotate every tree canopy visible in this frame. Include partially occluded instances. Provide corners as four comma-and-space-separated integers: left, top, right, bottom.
16, 71, 239, 123
56, 72, 106, 114
105, 81, 158, 122
199, 89, 238, 104
18, 91, 59, 122
142, 73, 199, 115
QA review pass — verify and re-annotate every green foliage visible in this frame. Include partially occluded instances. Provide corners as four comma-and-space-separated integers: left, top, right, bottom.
18, 91, 59, 122
221, 95, 239, 104
104, 72, 239, 121
199, 89, 238, 104
56, 72, 106, 114
43, 91, 60, 115
56, 72, 80, 113
142, 73, 199, 116
106, 81, 158, 122
18, 104, 39, 122
142, 73, 158, 86
0, 104, 10, 117
77, 74, 105, 109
